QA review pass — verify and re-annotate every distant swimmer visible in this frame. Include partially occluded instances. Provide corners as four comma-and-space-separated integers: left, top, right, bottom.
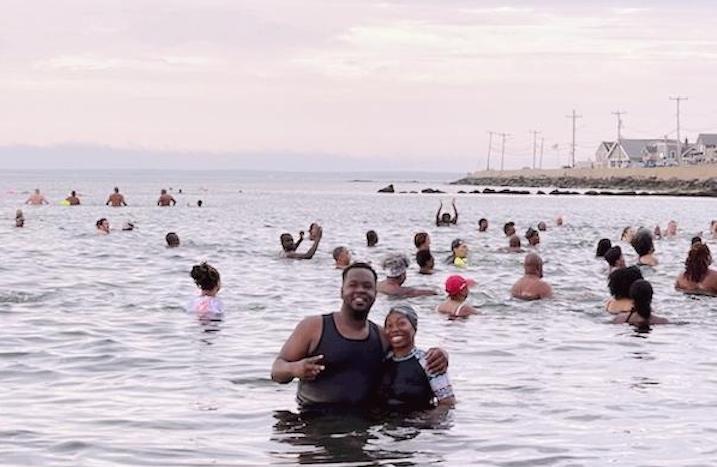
606, 265, 643, 314
15, 209, 24, 228
416, 250, 435, 275
157, 189, 177, 207
596, 238, 612, 258
281, 225, 322, 259
378, 253, 437, 297
188, 262, 223, 319
502, 235, 524, 253
621, 226, 636, 243
65, 190, 81, 206
436, 275, 479, 318
379, 305, 456, 410
537, 221, 547, 232
445, 238, 469, 267
280, 230, 304, 253
653, 225, 662, 240
511, 253, 553, 300
525, 227, 540, 246
631, 228, 658, 267
665, 220, 678, 238
308, 223, 322, 241
556, 216, 564, 227
332, 246, 352, 269
366, 230, 379, 247
435, 199, 458, 226
414, 232, 431, 252
166, 232, 180, 248
106, 187, 127, 207
96, 218, 110, 235
503, 222, 516, 237
478, 218, 488, 232
25, 189, 49, 205
604, 246, 626, 273
613, 279, 668, 326
675, 243, 717, 295
711, 220, 717, 239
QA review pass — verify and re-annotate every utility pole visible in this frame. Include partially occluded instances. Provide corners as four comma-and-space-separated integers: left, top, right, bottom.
530, 130, 540, 169
669, 96, 688, 165
486, 131, 494, 171
566, 109, 582, 168
539, 137, 544, 169
611, 110, 626, 141
499, 133, 510, 171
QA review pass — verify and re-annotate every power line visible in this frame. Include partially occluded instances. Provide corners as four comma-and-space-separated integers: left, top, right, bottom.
611, 110, 627, 141
566, 109, 582, 167
498, 132, 510, 171
486, 131, 495, 171
530, 130, 541, 169
669, 96, 688, 164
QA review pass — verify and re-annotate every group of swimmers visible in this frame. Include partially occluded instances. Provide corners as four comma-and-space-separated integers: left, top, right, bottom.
21, 187, 198, 209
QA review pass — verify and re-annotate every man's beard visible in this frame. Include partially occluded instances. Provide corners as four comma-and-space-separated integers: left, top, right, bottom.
349, 306, 370, 322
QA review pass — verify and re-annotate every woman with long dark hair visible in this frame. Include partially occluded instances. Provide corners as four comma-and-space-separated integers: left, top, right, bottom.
676, 243, 717, 295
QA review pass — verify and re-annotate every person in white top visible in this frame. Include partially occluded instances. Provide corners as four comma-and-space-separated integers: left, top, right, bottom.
188, 262, 223, 319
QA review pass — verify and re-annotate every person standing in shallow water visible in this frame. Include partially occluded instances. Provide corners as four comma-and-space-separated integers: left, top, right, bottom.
613, 279, 668, 326
270, 262, 448, 410
511, 253, 552, 300
106, 187, 127, 207
65, 190, 81, 205
188, 262, 223, 319
25, 189, 49, 205
675, 243, 717, 295
157, 189, 176, 206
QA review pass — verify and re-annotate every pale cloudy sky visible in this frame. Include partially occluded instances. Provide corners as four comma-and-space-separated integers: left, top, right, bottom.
1, 0, 716, 170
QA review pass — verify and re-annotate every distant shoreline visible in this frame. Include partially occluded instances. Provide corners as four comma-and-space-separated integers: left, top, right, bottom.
452, 165, 717, 195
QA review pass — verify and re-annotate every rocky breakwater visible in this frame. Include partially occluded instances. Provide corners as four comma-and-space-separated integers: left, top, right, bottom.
452, 171, 717, 197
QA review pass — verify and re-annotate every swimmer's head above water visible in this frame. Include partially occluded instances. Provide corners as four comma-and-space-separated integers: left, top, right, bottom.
191, 262, 221, 296
366, 230, 378, 247
166, 232, 180, 248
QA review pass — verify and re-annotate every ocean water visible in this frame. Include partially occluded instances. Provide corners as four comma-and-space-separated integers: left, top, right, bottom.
1, 170, 717, 466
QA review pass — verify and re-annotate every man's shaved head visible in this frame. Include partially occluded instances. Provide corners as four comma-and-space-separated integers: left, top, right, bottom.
524, 253, 543, 277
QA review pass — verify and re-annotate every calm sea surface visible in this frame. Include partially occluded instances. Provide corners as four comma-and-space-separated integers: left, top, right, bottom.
1, 170, 717, 466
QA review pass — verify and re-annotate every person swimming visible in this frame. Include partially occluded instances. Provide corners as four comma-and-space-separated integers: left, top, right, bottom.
503, 222, 516, 237
613, 279, 668, 326
510, 253, 552, 300
281, 225, 322, 259
332, 246, 352, 269
525, 227, 540, 246
502, 235, 524, 253
15, 209, 24, 228
675, 243, 717, 295
378, 305, 455, 410
414, 232, 430, 251
435, 199, 458, 226
596, 238, 612, 258
435, 275, 479, 318
280, 231, 304, 253
366, 230, 379, 247
25, 189, 49, 205
65, 190, 81, 206
166, 232, 180, 248
621, 226, 636, 243
378, 254, 437, 297
631, 228, 658, 266
665, 220, 678, 238
537, 221, 547, 232
478, 218, 488, 232
605, 265, 643, 314
96, 218, 110, 234
445, 238, 468, 267
416, 250, 435, 275
188, 262, 223, 319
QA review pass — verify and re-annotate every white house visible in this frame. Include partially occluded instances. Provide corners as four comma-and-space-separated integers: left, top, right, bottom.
594, 141, 614, 168
604, 139, 658, 168
696, 134, 717, 162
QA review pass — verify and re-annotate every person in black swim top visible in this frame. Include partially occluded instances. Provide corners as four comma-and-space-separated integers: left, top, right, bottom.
270, 262, 448, 409
379, 305, 455, 410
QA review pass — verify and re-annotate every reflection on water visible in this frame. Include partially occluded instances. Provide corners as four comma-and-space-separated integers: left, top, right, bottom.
2, 171, 717, 465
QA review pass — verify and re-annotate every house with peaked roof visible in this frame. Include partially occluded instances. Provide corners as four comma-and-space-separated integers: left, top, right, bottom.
696, 134, 717, 162
604, 139, 657, 168
594, 141, 614, 168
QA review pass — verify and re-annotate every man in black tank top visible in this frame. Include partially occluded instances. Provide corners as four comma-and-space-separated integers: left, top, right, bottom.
271, 263, 448, 410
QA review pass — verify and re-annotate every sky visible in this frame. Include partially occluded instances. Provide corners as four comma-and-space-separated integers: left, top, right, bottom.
1, 0, 716, 171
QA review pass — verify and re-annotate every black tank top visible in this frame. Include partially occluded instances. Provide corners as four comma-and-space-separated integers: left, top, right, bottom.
379, 354, 434, 410
297, 313, 384, 408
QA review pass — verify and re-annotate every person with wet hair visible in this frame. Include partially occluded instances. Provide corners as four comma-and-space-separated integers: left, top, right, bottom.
613, 279, 668, 326
281, 225, 322, 259
378, 305, 456, 410
366, 230, 379, 247
270, 262, 449, 410
606, 265, 643, 314
166, 232, 180, 248
511, 253, 552, 300
631, 228, 658, 266
416, 249, 435, 275
280, 230, 304, 253
435, 199, 458, 226
378, 254, 437, 297
414, 232, 430, 251
596, 238, 612, 258
503, 222, 516, 237
604, 246, 625, 273
691, 236, 702, 246
537, 221, 547, 232
525, 227, 540, 246
478, 218, 488, 232
445, 238, 469, 267
332, 246, 352, 270
675, 243, 717, 295
188, 262, 223, 318
95, 218, 110, 235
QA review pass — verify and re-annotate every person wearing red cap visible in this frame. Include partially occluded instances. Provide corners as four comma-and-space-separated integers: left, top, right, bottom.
436, 275, 479, 318
511, 253, 553, 300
